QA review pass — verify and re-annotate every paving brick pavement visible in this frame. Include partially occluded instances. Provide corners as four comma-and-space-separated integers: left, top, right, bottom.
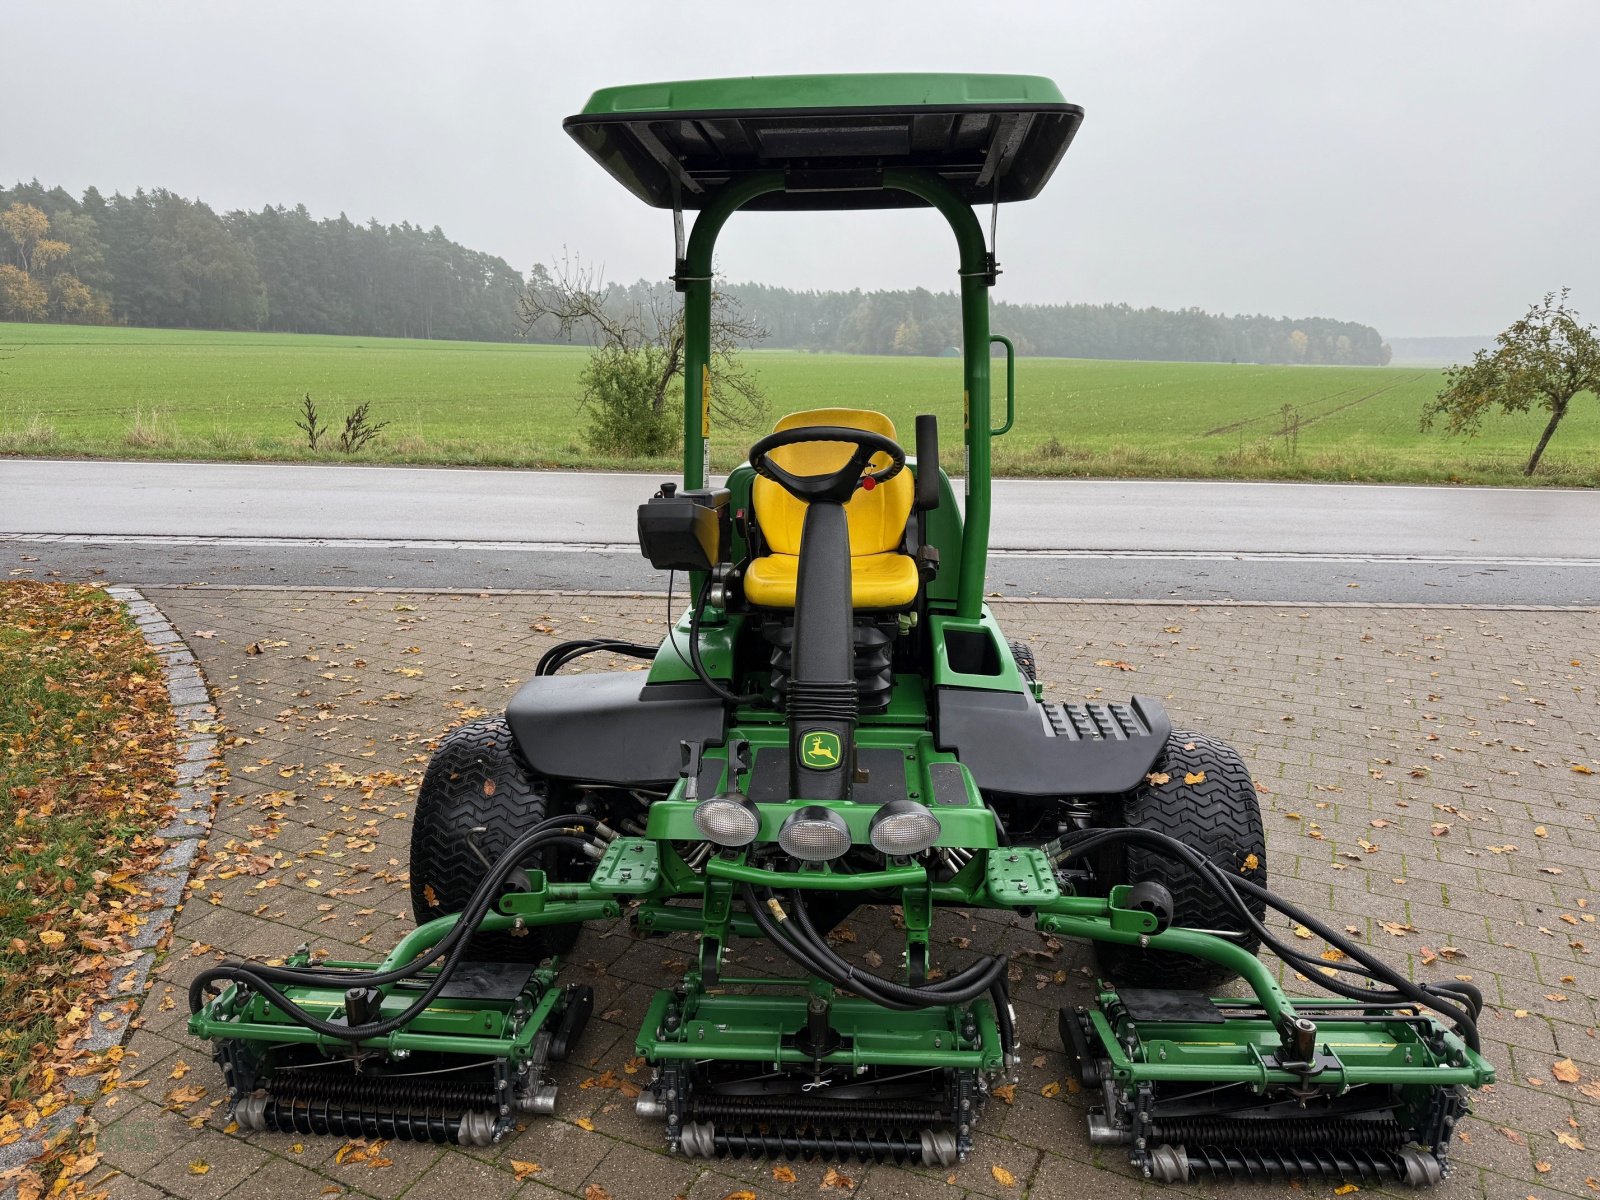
85, 589, 1600, 1200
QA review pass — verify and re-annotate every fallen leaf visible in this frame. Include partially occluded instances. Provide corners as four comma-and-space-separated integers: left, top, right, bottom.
189, 1161, 210, 1175
1146, 771, 1171, 786
1554, 1058, 1582, 1083
820, 1167, 856, 1190
1184, 770, 1206, 785
992, 1083, 1016, 1105
991, 1165, 1018, 1188
509, 1161, 541, 1181
574, 1116, 596, 1131
772, 1165, 798, 1183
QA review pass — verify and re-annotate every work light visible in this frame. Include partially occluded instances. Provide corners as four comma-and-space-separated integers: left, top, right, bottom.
777, 805, 852, 862
692, 794, 762, 848
868, 799, 942, 857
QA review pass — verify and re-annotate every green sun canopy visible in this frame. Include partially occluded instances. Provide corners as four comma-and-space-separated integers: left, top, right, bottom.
564, 73, 1083, 211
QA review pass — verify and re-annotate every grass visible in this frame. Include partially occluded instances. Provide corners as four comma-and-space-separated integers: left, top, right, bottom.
2, 321, 1597, 485
0, 583, 176, 1186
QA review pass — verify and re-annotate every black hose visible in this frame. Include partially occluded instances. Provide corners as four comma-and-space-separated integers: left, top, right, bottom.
190, 820, 606, 1040
686, 575, 768, 708
787, 890, 1007, 1006
742, 886, 1008, 1016
536, 638, 657, 676
1048, 827, 1481, 1052
195, 814, 599, 994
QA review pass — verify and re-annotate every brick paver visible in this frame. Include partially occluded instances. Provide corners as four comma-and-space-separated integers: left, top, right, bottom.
87, 590, 1600, 1200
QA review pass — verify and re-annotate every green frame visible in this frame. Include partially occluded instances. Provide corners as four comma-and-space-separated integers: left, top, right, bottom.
679, 168, 996, 619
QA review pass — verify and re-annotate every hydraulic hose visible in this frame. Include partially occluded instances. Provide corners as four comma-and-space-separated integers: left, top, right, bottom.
195, 813, 599, 994
742, 885, 1009, 1021
1048, 827, 1481, 1052
190, 819, 605, 1041
537, 638, 658, 676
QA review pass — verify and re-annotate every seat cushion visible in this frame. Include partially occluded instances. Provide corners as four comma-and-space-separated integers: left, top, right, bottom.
745, 550, 919, 610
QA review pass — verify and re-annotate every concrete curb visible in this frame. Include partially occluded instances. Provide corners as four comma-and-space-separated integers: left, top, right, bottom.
136, 581, 1600, 613
0, 587, 219, 1186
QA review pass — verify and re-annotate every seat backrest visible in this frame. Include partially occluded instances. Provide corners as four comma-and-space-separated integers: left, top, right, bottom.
751, 408, 915, 557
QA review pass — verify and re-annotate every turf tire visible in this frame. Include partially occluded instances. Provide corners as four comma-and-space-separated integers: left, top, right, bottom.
409, 715, 582, 963
1093, 729, 1267, 989
1008, 639, 1037, 684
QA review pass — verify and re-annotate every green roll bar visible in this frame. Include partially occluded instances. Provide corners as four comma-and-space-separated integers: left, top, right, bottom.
679, 168, 997, 618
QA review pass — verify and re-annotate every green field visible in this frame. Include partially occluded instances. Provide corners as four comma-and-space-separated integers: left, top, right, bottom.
2, 322, 1596, 485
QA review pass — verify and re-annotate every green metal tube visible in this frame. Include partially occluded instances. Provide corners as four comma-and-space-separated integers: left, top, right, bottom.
706, 857, 926, 891
1041, 913, 1293, 1026
678, 166, 995, 617
883, 168, 993, 619
375, 910, 513, 972
681, 171, 786, 491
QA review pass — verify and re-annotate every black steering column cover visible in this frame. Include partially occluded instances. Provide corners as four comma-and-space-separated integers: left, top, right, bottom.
506, 673, 725, 786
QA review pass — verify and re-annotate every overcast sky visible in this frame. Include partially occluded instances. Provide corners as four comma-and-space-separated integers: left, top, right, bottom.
7, 1, 1597, 338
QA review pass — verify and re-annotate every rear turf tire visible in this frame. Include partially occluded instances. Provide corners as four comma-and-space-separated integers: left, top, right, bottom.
409, 715, 582, 963
1093, 729, 1267, 989
1008, 639, 1037, 684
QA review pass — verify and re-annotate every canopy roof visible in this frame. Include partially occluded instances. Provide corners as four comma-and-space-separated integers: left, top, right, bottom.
564, 73, 1083, 211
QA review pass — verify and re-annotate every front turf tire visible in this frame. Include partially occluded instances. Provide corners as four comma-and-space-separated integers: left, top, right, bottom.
1094, 730, 1267, 989
409, 716, 582, 963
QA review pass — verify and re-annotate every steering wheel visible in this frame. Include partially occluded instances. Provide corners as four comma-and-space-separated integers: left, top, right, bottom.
747, 426, 906, 504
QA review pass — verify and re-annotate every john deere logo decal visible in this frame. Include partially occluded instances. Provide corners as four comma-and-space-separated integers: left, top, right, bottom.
800, 731, 841, 769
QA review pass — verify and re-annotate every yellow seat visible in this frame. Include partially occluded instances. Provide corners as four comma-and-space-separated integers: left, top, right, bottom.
744, 408, 919, 610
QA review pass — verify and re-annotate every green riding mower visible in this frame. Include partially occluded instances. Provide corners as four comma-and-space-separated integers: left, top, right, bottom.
189, 74, 1492, 1185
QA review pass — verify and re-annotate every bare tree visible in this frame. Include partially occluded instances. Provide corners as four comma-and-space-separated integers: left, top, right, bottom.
519, 253, 766, 455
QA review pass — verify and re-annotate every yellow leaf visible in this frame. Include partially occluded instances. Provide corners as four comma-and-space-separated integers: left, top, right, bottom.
1558, 1130, 1586, 1151
1554, 1058, 1582, 1083
1334, 1186, 1360, 1196
1184, 771, 1206, 785
169, 1060, 191, 1079
1146, 771, 1171, 786
1572, 763, 1593, 774
574, 1116, 596, 1131
772, 1165, 798, 1183
1040, 1081, 1061, 1098
37, 930, 66, 947
992, 1082, 1016, 1105
189, 1161, 211, 1175
1241, 853, 1259, 871
721, 1193, 757, 1200
510, 1161, 541, 1181
1293, 924, 1313, 939
991, 1164, 1018, 1188
821, 1167, 856, 1190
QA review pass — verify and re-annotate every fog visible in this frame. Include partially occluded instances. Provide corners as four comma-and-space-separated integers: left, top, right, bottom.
7, 0, 1597, 336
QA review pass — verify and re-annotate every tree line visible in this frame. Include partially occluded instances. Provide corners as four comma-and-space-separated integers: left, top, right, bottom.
2, 178, 1389, 365
0, 180, 525, 340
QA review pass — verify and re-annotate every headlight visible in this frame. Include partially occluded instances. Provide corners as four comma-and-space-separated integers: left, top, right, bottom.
693, 794, 761, 848
777, 805, 852, 862
868, 799, 942, 856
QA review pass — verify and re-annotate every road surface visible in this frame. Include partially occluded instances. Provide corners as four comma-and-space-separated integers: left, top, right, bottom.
4, 459, 1598, 603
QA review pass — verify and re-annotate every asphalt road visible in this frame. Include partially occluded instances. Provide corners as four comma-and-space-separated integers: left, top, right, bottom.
5, 458, 1599, 604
